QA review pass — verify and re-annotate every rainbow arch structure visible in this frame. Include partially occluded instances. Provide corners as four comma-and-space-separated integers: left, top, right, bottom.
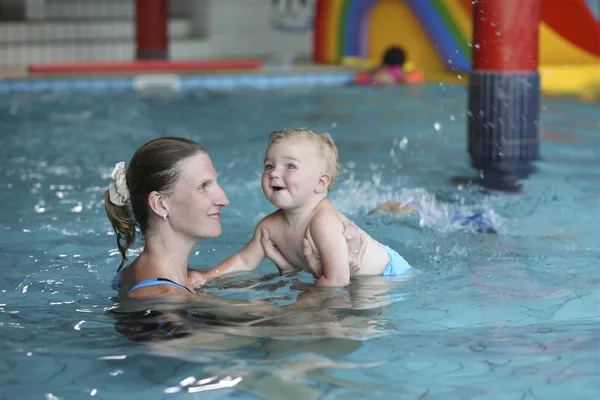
314, 0, 600, 95
314, 0, 471, 71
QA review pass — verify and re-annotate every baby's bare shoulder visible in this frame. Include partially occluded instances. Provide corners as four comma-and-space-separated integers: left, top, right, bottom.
310, 201, 345, 232
314, 200, 349, 222
257, 209, 285, 231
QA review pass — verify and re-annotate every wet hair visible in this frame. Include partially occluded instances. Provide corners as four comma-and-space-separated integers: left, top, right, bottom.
104, 137, 206, 271
382, 46, 406, 67
268, 128, 339, 187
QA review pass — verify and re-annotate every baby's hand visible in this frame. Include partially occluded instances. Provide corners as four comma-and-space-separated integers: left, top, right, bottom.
188, 270, 209, 288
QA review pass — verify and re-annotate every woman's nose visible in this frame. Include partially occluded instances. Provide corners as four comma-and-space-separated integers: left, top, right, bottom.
214, 185, 230, 207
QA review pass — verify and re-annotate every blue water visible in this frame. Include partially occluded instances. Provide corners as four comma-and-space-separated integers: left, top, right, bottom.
0, 85, 598, 400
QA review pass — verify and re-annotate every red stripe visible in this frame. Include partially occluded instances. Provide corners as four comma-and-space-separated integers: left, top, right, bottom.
541, 0, 600, 57
313, 0, 329, 62
28, 60, 262, 74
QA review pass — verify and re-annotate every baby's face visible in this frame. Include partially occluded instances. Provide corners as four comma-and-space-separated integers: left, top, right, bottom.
261, 138, 325, 209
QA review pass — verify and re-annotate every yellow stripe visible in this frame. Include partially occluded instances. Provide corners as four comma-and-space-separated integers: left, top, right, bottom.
539, 22, 600, 66
368, 0, 446, 74
325, 0, 345, 63
443, 0, 472, 42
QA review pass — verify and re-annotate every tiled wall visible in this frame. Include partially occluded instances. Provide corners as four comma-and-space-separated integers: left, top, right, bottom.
0, 0, 313, 67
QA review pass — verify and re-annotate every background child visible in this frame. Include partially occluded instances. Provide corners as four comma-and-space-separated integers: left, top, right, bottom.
193, 129, 413, 287
371, 46, 407, 85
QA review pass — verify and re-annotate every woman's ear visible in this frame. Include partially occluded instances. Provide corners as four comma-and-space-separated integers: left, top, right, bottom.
315, 174, 331, 194
148, 191, 168, 218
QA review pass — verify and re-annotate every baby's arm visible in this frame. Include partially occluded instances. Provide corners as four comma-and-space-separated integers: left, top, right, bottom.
309, 213, 351, 287
197, 224, 267, 284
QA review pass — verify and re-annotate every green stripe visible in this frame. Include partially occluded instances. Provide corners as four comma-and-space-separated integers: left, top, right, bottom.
338, 0, 351, 62
431, 0, 472, 61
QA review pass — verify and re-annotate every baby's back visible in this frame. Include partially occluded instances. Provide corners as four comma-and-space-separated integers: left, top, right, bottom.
309, 200, 391, 276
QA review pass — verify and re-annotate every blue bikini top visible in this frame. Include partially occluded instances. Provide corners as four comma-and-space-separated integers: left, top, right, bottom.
112, 270, 193, 295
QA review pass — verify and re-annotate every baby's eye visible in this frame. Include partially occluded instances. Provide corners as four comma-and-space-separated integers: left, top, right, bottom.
286, 164, 297, 170
264, 164, 273, 171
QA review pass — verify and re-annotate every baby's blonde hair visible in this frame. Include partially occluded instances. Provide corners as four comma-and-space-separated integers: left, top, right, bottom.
268, 128, 339, 187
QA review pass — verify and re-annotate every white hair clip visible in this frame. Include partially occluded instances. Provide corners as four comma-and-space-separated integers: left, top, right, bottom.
108, 161, 130, 206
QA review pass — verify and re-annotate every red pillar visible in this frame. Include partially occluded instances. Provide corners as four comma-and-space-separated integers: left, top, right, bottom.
467, 0, 542, 187
136, 0, 168, 60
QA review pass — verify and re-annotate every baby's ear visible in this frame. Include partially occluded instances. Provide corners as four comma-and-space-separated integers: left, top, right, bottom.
315, 173, 331, 193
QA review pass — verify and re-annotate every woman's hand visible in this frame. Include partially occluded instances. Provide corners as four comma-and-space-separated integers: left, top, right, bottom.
260, 228, 299, 275
303, 220, 367, 277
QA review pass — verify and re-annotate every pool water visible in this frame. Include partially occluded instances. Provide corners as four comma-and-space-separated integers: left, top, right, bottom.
0, 84, 598, 399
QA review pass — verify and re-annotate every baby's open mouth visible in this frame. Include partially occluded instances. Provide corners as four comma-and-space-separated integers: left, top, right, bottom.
272, 186, 285, 191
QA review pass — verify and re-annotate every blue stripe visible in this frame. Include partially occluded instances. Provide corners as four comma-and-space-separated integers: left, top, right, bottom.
0, 72, 356, 94
343, 0, 364, 57
128, 278, 184, 294
404, 0, 471, 71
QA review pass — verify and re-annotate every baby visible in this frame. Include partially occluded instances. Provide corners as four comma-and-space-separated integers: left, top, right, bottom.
195, 128, 413, 287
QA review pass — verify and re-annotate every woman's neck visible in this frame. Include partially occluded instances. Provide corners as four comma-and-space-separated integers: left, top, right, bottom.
139, 230, 197, 284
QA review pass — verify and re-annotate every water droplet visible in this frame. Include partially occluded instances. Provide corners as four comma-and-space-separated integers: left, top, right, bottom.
399, 137, 409, 150
434, 122, 442, 131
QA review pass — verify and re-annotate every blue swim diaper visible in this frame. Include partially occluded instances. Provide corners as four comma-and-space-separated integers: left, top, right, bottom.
381, 246, 414, 277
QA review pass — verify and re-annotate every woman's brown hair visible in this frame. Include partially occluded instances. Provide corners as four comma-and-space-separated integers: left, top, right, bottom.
104, 137, 206, 271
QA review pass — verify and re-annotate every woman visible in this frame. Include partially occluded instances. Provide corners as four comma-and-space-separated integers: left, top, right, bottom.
105, 137, 367, 298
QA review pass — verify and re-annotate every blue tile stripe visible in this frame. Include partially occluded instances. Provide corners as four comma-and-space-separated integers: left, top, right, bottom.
0, 72, 355, 94
467, 71, 541, 169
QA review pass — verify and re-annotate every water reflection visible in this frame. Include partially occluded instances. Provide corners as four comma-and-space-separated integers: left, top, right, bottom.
107, 275, 411, 397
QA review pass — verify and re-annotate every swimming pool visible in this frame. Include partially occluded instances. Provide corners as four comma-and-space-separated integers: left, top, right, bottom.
0, 84, 598, 399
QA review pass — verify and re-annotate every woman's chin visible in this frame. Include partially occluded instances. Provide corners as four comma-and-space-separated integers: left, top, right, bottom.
199, 226, 222, 239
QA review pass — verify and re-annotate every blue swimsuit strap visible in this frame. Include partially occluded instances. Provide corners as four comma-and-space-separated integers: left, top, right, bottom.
128, 278, 193, 294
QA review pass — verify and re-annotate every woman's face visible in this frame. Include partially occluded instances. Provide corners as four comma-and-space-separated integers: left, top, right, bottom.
165, 152, 229, 239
